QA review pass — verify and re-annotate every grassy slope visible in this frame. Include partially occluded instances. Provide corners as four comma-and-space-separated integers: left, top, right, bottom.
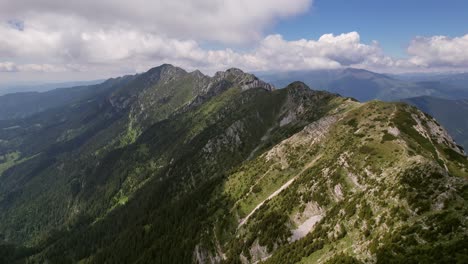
12, 83, 342, 263
1, 79, 467, 263
218, 101, 467, 264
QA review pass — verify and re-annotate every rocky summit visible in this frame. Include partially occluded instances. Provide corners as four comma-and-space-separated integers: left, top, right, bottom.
0, 65, 467, 264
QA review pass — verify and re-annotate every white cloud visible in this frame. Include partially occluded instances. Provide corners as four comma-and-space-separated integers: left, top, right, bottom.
1, 16, 387, 74
0, 62, 16, 72
0, 26, 440, 76
0, 20, 62, 60
0, 0, 312, 43
0, 61, 69, 72
248, 32, 381, 71
0, 0, 315, 76
407, 34, 468, 68
1, 0, 467, 79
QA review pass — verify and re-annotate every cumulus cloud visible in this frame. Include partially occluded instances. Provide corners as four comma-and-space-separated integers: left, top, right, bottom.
3, 18, 467, 76
0, 62, 16, 72
407, 34, 468, 68
0, 0, 467, 79
249, 32, 381, 71
0, 61, 69, 72
0, 27, 431, 75
0, 0, 312, 43
0, 16, 387, 74
196, 32, 385, 72
0, 0, 318, 76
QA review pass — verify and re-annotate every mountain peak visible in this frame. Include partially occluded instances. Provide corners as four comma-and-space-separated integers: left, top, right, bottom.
214, 68, 274, 91
138, 64, 188, 87
214, 67, 252, 81
189, 69, 206, 78
285, 81, 310, 91
146, 64, 187, 76
225, 67, 245, 75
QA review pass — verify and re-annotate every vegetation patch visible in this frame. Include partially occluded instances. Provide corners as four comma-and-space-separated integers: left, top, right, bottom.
381, 132, 397, 143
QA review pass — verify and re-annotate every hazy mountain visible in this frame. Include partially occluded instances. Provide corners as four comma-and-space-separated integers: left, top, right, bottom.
0, 78, 131, 120
0, 65, 466, 264
0, 80, 105, 96
403, 96, 468, 151
391, 72, 468, 84
260, 68, 468, 101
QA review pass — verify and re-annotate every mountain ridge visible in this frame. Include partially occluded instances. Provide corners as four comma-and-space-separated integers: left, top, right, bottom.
260, 68, 468, 101
0, 65, 466, 264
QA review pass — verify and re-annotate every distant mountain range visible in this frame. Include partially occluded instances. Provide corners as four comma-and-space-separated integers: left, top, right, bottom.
0, 77, 131, 120
0, 80, 105, 96
390, 72, 468, 84
260, 68, 468, 101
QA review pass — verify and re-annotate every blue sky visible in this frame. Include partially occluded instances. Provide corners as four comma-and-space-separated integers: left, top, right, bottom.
273, 0, 468, 57
0, 0, 467, 84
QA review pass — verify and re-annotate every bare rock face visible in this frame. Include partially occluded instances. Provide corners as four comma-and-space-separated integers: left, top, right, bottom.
182, 67, 275, 114
202, 120, 245, 155
213, 68, 275, 91
411, 111, 465, 155
193, 244, 223, 264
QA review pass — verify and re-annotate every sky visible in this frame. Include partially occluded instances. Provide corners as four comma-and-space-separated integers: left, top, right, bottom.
0, 0, 467, 84
273, 0, 468, 57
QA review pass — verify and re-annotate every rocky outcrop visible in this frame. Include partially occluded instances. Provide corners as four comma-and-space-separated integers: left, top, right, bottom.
213, 68, 274, 91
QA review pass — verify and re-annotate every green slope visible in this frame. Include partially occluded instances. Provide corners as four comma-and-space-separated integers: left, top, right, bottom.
0, 67, 466, 264
0, 64, 275, 246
